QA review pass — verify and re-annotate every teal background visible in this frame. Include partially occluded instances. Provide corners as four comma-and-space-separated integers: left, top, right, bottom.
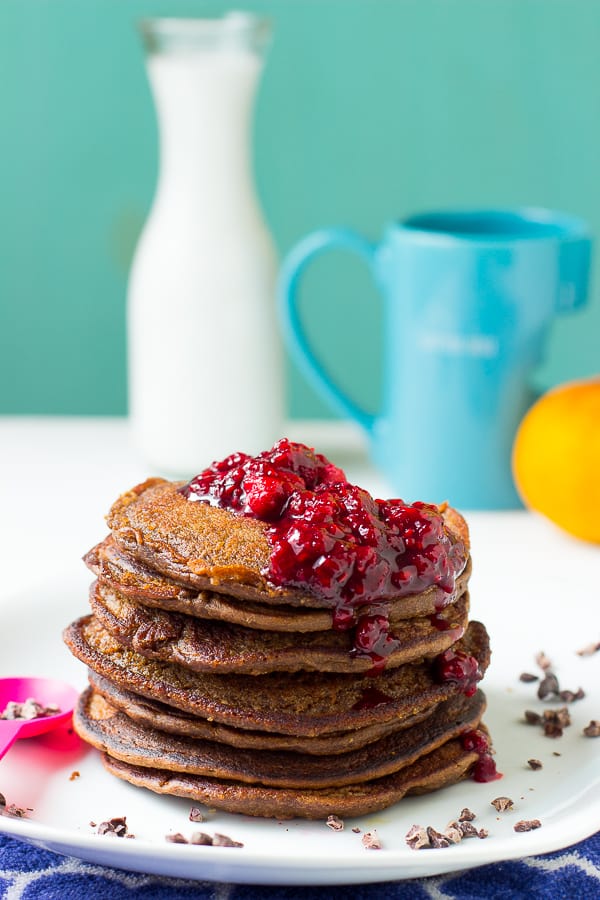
1, 0, 598, 418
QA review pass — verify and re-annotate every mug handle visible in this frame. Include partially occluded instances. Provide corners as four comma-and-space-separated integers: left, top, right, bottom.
557, 235, 592, 312
278, 228, 377, 433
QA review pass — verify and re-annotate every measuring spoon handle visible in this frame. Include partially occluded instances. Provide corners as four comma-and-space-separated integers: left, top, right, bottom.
0, 721, 25, 760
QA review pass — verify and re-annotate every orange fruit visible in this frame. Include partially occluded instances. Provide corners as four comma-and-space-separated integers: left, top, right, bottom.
512, 377, 600, 543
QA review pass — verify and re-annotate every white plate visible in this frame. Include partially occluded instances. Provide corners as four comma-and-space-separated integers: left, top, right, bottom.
1, 518, 599, 886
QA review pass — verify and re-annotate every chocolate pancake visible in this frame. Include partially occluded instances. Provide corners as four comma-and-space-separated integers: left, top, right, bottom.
63, 616, 490, 737
87, 671, 439, 755
85, 537, 330, 632
75, 687, 486, 789
89, 580, 470, 675
85, 536, 472, 630
106, 479, 469, 608
64, 442, 500, 821
101, 735, 482, 819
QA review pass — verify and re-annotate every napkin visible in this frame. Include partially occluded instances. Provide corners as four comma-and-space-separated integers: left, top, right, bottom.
1, 830, 598, 898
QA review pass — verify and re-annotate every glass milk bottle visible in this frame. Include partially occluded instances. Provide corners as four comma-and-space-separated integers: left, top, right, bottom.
128, 14, 281, 474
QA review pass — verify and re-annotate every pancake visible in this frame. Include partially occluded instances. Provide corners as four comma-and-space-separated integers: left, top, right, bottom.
101, 735, 482, 819
74, 688, 486, 789
63, 616, 490, 737
87, 670, 441, 755
85, 537, 331, 632
85, 536, 472, 629
105, 479, 469, 609
89, 579, 470, 674
64, 444, 498, 821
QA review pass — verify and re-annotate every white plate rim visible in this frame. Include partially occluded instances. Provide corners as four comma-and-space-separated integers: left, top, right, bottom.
0, 797, 599, 886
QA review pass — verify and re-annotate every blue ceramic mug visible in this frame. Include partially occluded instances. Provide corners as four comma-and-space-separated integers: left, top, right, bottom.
278, 208, 591, 508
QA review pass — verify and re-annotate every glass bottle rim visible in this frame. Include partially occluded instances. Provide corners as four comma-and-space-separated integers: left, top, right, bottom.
139, 12, 272, 55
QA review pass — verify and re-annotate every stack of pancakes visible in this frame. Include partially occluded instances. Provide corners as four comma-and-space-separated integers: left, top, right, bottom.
64, 476, 493, 819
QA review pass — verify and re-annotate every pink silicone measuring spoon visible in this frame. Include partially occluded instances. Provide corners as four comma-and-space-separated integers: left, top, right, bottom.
0, 677, 79, 760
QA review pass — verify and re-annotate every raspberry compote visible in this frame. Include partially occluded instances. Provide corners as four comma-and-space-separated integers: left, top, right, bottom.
180, 439, 466, 674
434, 648, 482, 698
460, 730, 502, 782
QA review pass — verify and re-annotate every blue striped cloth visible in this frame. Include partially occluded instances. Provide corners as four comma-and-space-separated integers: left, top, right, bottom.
1, 831, 599, 899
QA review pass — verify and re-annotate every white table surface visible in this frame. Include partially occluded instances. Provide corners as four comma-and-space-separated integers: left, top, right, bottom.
1, 415, 597, 603
0, 416, 378, 597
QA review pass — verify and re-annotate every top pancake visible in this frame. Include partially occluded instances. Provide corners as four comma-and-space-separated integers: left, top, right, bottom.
105, 478, 470, 610
85, 536, 471, 630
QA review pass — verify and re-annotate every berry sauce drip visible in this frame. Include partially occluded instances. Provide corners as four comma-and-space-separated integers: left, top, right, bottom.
460, 730, 502, 783
351, 686, 394, 711
429, 612, 454, 631
180, 439, 466, 674
433, 648, 482, 697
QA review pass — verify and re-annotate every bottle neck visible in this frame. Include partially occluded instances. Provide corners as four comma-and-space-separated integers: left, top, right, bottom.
147, 51, 262, 202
